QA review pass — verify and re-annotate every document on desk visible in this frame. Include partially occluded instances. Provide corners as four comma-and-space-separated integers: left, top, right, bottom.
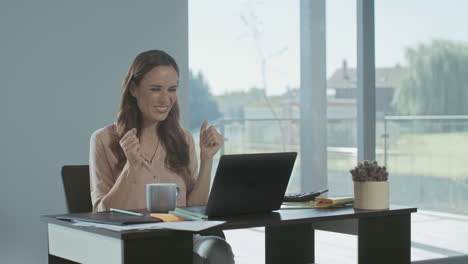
72, 220, 225, 232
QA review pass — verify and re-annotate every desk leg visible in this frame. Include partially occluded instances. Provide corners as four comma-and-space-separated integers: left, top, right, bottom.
265, 224, 314, 264
123, 231, 193, 264
358, 214, 411, 264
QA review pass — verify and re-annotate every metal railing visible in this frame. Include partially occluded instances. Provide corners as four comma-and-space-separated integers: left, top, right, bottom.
205, 115, 468, 213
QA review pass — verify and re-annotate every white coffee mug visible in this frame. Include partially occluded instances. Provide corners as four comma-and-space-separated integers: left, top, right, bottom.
146, 183, 180, 213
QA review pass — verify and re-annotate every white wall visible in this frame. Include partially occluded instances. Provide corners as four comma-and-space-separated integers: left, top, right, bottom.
0, 0, 188, 263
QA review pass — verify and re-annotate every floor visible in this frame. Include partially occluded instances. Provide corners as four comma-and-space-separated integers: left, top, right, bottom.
223, 209, 468, 264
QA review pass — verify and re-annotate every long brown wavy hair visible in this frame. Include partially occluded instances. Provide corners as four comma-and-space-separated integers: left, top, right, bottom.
113, 50, 192, 190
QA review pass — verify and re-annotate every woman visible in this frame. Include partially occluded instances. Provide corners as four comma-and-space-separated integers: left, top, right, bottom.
89, 50, 234, 263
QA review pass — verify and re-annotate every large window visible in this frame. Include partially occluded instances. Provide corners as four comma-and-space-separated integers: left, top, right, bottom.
190, 0, 468, 263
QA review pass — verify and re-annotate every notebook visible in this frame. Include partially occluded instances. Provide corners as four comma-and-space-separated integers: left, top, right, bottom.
175, 152, 297, 218
55, 211, 162, 226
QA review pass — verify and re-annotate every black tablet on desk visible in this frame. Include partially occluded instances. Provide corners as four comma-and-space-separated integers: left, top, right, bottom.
55, 211, 161, 226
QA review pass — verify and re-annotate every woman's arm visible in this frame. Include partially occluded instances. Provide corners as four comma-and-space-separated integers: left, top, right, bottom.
187, 157, 213, 205
89, 129, 144, 211
187, 121, 224, 206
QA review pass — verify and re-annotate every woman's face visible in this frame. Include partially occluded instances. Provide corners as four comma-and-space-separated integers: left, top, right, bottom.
131, 65, 178, 124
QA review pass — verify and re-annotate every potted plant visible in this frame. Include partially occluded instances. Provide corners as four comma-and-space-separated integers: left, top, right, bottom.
350, 160, 389, 210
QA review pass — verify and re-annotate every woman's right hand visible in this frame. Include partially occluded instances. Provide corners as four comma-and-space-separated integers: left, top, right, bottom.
119, 128, 140, 165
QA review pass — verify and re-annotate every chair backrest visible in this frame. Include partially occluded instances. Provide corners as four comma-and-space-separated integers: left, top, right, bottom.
61, 165, 93, 213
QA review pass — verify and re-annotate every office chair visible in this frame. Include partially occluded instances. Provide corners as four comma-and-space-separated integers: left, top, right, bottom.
61, 165, 93, 213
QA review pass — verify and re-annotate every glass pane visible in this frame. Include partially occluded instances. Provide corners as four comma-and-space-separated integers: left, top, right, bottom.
189, 0, 301, 192
376, 0, 468, 261
326, 0, 357, 197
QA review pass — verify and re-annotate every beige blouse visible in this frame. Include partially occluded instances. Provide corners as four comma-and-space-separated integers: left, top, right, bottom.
89, 124, 199, 212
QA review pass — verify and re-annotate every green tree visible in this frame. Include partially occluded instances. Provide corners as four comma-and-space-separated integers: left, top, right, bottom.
393, 40, 468, 115
189, 71, 222, 130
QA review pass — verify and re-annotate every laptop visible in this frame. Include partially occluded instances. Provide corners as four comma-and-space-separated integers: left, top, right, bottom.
179, 152, 297, 218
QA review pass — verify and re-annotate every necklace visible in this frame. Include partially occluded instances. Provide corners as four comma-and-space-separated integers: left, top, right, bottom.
140, 138, 159, 164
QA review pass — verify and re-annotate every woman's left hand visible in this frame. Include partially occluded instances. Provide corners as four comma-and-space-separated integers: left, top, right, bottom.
199, 120, 224, 161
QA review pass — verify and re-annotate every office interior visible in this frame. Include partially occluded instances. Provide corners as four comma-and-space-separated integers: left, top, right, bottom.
1, 0, 467, 263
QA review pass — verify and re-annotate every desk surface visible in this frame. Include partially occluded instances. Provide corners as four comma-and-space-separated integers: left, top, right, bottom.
42, 205, 416, 240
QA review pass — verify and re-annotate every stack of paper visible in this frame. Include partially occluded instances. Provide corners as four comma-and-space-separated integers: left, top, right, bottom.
281, 195, 354, 209
314, 196, 354, 208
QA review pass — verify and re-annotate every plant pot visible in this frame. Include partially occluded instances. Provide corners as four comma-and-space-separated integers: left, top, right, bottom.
353, 181, 389, 210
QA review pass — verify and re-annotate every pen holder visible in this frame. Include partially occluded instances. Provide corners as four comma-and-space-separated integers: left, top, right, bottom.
353, 181, 389, 210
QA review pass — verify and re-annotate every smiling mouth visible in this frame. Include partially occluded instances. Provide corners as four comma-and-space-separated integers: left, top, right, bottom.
155, 106, 169, 113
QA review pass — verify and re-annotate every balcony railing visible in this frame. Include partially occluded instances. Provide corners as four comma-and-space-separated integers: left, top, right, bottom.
200, 115, 468, 214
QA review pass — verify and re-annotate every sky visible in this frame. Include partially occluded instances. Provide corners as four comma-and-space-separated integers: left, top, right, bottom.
189, 0, 468, 95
